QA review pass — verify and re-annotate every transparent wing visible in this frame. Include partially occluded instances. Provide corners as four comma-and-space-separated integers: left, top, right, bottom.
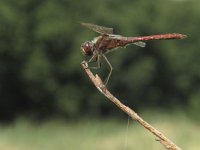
81, 22, 113, 35
133, 41, 146, 47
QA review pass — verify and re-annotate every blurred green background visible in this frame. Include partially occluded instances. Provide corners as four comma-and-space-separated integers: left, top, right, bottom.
0, 0, 199, 149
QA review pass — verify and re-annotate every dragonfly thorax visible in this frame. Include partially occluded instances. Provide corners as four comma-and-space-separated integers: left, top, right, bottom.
81, 41, 94, 56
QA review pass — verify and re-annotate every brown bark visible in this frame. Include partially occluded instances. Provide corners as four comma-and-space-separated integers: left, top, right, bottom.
81, 60, 182, 150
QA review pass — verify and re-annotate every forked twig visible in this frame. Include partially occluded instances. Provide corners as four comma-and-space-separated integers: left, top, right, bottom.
81, 60, 182, 150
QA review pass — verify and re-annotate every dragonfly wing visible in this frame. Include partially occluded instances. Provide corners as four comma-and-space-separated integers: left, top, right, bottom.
108, 35, 146, 48
133, 41, 146, 47
81, 22, 113, 35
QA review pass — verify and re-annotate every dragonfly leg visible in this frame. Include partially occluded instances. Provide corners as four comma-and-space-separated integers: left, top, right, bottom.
88, 54, 97, 63
87, 54, 101, 69
102, 54, 113, 85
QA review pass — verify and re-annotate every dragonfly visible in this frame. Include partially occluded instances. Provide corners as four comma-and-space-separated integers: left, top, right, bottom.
81, 22, 187, 85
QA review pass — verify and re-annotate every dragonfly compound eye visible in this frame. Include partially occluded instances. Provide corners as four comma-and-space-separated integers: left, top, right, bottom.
81, 41, 94, 56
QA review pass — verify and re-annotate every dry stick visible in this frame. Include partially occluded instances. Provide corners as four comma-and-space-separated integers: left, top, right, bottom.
81, 60, 182, 150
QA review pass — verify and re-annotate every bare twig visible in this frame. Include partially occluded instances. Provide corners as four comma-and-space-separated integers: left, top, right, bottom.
81, 60, 182, 150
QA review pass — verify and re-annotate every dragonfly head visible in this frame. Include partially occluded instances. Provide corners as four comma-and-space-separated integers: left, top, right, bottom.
81, 41, 94, 56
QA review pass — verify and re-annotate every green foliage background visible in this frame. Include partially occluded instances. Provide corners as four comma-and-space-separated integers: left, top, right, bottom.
0, 0, 199, 121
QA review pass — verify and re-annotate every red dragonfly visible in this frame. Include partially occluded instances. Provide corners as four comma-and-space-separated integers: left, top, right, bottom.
81, 22, 186, 85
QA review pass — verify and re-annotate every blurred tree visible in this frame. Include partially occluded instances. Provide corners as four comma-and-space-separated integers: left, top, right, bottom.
0, 0, 199, 121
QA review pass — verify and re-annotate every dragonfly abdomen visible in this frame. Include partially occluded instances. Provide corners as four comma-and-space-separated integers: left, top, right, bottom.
127, 33, 187, 42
